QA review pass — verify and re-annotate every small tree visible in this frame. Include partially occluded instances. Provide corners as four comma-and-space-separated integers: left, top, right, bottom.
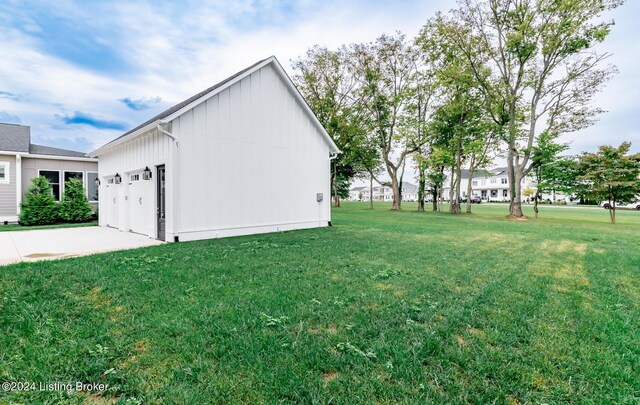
20, 176, 60, 226
60, 178, 93, 222
578, 142, 640, 224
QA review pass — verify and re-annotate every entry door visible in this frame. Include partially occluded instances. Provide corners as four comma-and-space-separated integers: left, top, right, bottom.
157, 166, 166, 241
106, 179, 119, 228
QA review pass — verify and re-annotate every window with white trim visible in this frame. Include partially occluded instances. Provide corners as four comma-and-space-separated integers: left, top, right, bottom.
0, 161, 9, 184
87, 172, 99, 202
130, 174, 140, 182
501, 177, 508, 184
490, 178, 497, 184
503, 190, 508, 197
472, 180, 478, 186
40, 170, 61, 200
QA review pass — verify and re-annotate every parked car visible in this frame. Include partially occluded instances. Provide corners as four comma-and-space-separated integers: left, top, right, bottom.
600, 201, 640, 210
461, 196, 482, 204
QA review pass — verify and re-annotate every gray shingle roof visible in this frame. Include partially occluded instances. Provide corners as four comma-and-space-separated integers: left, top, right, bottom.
103, 57, 270, 148
0, 123, 30, 152
1, 122, 90, 158
29, 144, 89, 158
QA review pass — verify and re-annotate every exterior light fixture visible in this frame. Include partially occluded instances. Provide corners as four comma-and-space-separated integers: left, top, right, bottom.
95, 178, 101, 187
142, 166, 152, 180
114, 173, 122, 184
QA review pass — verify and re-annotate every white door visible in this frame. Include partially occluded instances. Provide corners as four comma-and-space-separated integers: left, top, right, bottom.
127, 172, 150, 235
105, 179, 119, 228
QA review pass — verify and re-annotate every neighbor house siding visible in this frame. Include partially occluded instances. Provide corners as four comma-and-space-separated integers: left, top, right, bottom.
172, 63, 331, 239
0, 154, 17, 218
21, 157, 98, 197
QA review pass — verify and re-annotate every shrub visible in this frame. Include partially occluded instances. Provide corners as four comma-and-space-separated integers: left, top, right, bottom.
60, 178, 93, 222
19, 176, 60, 226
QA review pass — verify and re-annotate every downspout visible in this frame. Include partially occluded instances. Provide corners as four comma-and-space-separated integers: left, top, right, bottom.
158, 121, 180, 241
16, 154, 22, 219
327, 153, 338, 226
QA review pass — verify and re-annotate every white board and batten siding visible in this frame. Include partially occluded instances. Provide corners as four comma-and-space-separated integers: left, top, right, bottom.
173, 63, 331, 241
93, 57, 335, 242
98, 129, 176, 239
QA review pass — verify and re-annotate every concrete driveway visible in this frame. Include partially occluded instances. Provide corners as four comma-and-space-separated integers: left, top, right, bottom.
0, 226, 164, 266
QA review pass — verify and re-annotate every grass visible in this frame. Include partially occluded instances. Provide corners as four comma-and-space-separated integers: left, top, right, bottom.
0, 221, 97, 232
0, 203, 638, 403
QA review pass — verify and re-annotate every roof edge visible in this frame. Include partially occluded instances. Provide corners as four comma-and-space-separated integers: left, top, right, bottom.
90, 56, 340, 156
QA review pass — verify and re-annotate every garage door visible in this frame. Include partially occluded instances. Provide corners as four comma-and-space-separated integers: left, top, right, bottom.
105, 178, 119, 228
128, 172, 151, 235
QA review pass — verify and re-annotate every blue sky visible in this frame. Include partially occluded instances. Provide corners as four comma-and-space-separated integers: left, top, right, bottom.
0, 0, 638, 157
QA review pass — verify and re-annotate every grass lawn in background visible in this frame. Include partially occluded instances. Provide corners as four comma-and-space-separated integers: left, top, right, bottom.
0, 221, 97, 232
0, 203, 638, 403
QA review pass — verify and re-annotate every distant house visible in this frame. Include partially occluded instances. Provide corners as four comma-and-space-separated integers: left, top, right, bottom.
350, 181, 418, 202
90, 56, 340, 242
0, 123, 98, 223
349, 186, 366, 201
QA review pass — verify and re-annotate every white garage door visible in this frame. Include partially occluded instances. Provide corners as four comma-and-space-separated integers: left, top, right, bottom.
105, 178, 119, 228
128, 172, 151, 235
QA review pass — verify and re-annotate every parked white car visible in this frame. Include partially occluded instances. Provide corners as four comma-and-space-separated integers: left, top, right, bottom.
600, 201, 640, 210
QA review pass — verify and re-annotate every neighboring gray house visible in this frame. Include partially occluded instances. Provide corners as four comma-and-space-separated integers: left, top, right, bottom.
0, 123, 98, 223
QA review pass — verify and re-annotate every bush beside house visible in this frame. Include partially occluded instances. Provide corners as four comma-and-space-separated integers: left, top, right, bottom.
19, 176, 94, 226
19, 177, 60, 226
60, 178, 93, 222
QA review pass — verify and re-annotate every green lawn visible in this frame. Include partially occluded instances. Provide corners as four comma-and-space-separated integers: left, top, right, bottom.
1, 203, 638, 403
0, 221, 97, 232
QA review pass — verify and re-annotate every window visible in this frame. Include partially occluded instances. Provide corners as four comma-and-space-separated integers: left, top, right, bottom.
503, 190, 508, 197
472, 180, 478, 186
481, 179, 486, 186
491, 190, 498, 197
0, 162, 9, 184
490, 178, 496, 184
87, 172, 99, 202
501, 177, 508, 184
64, 171, 83, 187
107, 178, 114, 184
130, 174, 140, 182
40, 170, 61, 200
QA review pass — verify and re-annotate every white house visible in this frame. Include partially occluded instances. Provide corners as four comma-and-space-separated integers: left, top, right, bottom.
89, 56, 340, 242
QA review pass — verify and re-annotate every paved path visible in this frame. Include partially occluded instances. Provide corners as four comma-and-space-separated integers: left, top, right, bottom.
0, 226, 164, 266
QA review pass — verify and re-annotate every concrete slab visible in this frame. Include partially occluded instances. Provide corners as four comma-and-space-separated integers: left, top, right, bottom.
0, 226, 164, 266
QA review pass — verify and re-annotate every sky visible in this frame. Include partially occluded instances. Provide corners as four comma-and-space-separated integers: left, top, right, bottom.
0, 0, 638, 160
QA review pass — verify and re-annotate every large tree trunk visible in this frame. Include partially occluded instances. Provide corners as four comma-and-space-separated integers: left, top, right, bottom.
417, 169, 426, 212
369, 175, 373, 210
511, 169, 524, 217
466, 163, 475, 214
610, 199, 616, 224
390, 175, 401, 210
507, 145, 524, 217
432, 187, 438, 211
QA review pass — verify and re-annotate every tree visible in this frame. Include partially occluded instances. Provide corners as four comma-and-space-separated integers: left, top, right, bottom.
292, 46, 363, 207
353, 33, 428, 210
60, 178, 93, 222
419, 18, 496, 215
578, 142, 640, 224
19, 176, 60, 226
434, 0, 622, 217
530, 131, 569, 217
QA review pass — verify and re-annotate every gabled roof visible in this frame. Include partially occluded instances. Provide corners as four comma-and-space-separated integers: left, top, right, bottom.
0, 122, 91, 158
0, 123, 30, 152
90, 56, 340, 156
29, 144, 89, 158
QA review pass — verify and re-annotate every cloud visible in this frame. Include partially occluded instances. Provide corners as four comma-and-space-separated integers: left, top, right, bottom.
56, 111, 128, 131
119, 96, 162, 111
0, 111, 21, 124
